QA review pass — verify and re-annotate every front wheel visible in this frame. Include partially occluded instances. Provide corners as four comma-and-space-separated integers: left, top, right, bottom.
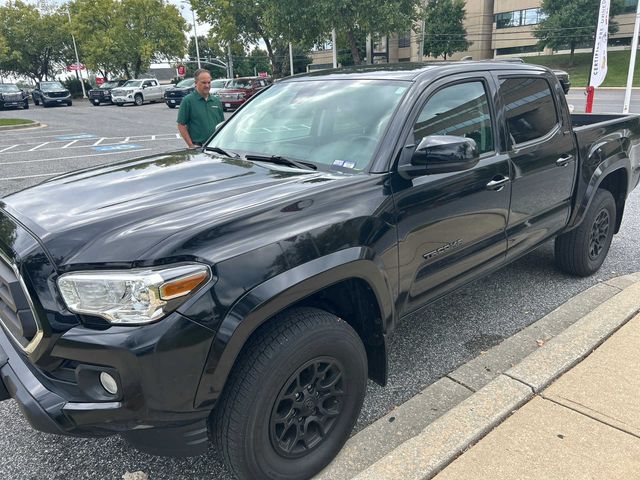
212, 307, 367, 480
23, 100, 29, 109
555, 188, 616, 276
134, 94, 143, 106
92, 100, 100, 106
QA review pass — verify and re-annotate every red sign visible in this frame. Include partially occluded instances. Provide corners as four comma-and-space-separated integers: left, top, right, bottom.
258, 71, 268, 78
177, 65, 186, 76
67, 63, 85, 71
95, 77, 105, 85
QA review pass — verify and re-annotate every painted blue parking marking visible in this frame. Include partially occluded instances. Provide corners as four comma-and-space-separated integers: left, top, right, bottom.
56, 134, 97, 141
93, 144, 141, 152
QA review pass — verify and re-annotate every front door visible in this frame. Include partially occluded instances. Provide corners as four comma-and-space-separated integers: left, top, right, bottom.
394, 74, 511, 316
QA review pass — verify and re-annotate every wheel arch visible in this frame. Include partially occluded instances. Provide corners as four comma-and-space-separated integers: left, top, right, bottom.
195, 247, 395, 408
570, 160, 629, 234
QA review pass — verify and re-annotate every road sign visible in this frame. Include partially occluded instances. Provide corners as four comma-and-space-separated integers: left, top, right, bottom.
67, 63, 86, 71
177, 65, 186, 76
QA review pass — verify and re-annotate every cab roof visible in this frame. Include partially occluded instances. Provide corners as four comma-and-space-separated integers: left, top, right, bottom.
284, 61, 549, 82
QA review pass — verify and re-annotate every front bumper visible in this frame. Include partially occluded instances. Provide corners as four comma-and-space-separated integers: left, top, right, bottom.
42, 95, 71, 104
112, 95, 134, 105
165, 97, 184, 106
219, 98, 245, 109
0, 310, 215, 456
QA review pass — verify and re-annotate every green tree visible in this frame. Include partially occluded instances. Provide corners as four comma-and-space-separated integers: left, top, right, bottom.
422, 0, 471, 60
535, 0, 624, 66
0, 1, 70, 82
70, 0, 188, 79
271, 41, 312, 77
69, 0, 126, 80
190, 0, 324, 70
317, 0, 421, 64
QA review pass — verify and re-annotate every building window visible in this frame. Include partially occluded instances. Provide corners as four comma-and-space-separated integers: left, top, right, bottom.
496, 45, 542, 56
398, 31, 411, 48
495, 8, 543, 29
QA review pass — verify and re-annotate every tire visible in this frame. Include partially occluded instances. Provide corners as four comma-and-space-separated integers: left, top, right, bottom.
555, 188, 616, 277
34, 98, 39, 106
23, 101, 29, 110
134, 94, 143, 106
92, 100, 100, 106
67, 100, 72, 107
212, 307, 367, 480
43, 101, 50, 108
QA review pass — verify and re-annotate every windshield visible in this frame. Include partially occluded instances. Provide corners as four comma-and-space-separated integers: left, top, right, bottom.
100, 81, 120, 89
211, 79, 228, 89
0, 85, 20, 93
176, 78, 195, 88
40, 82, 64, 91
122, 80, 142, 88
226, 79, 252, 89
208, 79, 409, 171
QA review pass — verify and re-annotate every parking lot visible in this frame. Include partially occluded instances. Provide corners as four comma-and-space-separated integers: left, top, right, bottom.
1, 96, 640, 480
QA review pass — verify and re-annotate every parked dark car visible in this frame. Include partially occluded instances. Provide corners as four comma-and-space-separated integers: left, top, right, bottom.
1, 62, 639, 480
164, 77, 196, 108
32, 81, 72, 107
88, 80, 127, 106
217, 76, 271, 110
552, 69, 571, 94
0, 84, 29, 110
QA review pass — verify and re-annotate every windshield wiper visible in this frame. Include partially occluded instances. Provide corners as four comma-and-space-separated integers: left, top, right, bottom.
244, 154, 317, 170
204, 146, 240, 158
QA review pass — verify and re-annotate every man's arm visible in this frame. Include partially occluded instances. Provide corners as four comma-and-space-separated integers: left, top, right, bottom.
177, 123, 197, 149
176, 99, 197, 149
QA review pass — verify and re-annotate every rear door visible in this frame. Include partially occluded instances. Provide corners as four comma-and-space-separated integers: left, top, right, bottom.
494, 71, 577, 259
394, 73, 511, 315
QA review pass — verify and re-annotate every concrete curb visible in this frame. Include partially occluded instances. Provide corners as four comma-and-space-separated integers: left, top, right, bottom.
0, 121, 42, 131
317, 273, 640, 480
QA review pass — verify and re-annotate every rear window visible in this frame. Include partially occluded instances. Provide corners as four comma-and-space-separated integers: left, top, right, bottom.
499, 77, 558, 145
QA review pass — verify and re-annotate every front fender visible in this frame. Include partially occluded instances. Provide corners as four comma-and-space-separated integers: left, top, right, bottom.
194, 246, 394, 407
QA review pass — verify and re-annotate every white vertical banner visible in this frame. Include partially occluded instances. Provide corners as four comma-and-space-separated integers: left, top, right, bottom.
589, 0, 611, 88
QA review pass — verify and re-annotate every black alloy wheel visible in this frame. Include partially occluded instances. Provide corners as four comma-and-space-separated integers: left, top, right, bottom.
212, 307, 367, 480
270, 357, 345, 458
555, 188, 617, 276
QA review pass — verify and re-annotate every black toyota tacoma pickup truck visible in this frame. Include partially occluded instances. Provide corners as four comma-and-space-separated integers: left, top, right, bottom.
1, 62, 639, 480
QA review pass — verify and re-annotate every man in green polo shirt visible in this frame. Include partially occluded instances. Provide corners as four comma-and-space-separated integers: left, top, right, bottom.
177, 69, 224, 149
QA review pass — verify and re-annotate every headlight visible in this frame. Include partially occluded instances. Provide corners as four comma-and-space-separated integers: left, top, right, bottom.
57, 264, 211, 325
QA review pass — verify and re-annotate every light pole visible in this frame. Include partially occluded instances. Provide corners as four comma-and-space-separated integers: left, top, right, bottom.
182, 1, 201, 69
66, 8, 87, 98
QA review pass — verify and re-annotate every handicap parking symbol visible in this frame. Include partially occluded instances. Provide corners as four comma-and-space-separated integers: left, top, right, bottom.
93, 144, 141, 152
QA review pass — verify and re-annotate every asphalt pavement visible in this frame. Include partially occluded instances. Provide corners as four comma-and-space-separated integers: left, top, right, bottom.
0, 94, 640, 480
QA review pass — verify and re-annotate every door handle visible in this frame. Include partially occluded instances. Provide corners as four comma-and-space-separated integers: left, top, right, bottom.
556, 155, 574, 167
486, 175, 509, 191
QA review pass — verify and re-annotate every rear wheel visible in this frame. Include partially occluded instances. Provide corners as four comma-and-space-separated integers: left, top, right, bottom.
212, 307, 367, 480
555, 188, 616, 276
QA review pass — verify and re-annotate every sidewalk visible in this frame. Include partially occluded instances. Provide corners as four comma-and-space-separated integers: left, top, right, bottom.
434, 312, 640, 480
316, 273, 640, 480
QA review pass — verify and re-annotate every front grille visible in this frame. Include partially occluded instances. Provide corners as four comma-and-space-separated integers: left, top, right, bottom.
3, 94, 22, 102
165, 90, 185, 99
46, 91, 68, 98
0, 252, 41, 352
89, 91, 103, 98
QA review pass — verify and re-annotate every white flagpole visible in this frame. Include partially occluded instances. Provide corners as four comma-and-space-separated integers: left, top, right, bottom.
623, 1, 640, 113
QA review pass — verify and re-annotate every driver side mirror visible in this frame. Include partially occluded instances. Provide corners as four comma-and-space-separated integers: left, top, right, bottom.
398, 135, 479, 179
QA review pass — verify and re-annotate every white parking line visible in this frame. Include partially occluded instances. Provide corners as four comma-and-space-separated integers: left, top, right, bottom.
0, 148, 153, 166
121, 137, 130, 143
28, 142, 49, 152
0, 145, 17, 153
62, 140, 79, 149
93, 138, 105, 146
2, 172, 65, 180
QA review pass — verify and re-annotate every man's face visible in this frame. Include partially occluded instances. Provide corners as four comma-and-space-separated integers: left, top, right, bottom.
195, 73, 212, 96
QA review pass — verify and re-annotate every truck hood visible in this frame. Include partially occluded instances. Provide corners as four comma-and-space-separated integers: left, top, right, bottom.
1, 149, 342, 268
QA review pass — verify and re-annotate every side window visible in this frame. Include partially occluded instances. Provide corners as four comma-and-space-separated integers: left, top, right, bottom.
413, 81, 494, 155
500, 77, 558, 145
151, 80, 158, 86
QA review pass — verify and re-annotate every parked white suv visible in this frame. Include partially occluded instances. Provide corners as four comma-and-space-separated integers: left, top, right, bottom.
111, 78, 170, 106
